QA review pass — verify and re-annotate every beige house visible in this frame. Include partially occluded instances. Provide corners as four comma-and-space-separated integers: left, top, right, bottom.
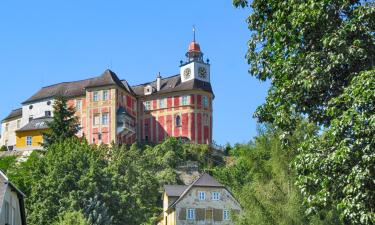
157, 173, 241, 225
0, 171, 26, 225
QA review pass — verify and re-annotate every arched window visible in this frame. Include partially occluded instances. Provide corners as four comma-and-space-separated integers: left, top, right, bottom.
176, 115, 181, 127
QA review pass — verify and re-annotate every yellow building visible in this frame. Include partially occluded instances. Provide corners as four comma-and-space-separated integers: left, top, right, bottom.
156, 173, 241, 225
15, 117, 52, 150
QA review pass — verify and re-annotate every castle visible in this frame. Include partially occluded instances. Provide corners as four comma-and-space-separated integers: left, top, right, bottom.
0, 38, 213, 150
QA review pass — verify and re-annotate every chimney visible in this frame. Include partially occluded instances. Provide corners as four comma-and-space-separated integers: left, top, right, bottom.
156, 72, 161, 91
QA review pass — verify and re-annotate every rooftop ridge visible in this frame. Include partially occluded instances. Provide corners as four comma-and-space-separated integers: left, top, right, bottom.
131, 73, 180, 87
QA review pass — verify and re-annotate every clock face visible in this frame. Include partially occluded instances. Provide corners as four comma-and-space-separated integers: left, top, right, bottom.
183, 68, 191, 79
198, 67, 207, 79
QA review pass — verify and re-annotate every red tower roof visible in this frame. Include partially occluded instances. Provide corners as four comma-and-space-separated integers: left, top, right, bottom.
188, 41, 201, 53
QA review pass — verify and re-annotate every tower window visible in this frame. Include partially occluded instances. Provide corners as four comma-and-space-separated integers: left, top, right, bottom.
102, 113, 109, 125
203, 113, 209, 126
45, 111, 51, 117
203, 96, 209, 108
144, 101, 151, 111
175, 115, 181, 127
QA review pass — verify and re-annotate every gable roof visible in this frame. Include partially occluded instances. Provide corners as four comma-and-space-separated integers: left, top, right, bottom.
167, 173, 227, 210
130, 74, 213, 97
22, 69, 132, 104
164, 185, 189, 197
17, 116, 53, 132
2, 108, 22, 122
0, 171, 26, 225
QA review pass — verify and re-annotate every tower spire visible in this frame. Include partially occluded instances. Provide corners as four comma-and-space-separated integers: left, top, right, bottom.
193, 25, 196, 42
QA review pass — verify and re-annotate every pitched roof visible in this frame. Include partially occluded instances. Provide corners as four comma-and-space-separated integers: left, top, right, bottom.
17, 116, 53, 132
130, 74, 214, 97
0, 171, 26, 225
22, 69, 131, 104
164, 185, 189, 197
167, 173, 226, 209
2, 108, 22, 122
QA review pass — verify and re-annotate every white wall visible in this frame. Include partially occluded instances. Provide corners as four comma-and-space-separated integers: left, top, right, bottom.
21, 99, 54, 127
180, 62, 210, 83
0, 187, 23, 225
1, 118, 21, 148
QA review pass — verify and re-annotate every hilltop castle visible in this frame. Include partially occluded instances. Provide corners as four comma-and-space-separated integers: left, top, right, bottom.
1, 38, 213, 150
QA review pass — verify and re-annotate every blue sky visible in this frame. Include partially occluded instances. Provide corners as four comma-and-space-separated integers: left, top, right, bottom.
0, 0, 268, 145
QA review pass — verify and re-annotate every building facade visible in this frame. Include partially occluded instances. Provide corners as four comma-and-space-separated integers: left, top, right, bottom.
1, 39, 214, 150
156, 173, 241, 225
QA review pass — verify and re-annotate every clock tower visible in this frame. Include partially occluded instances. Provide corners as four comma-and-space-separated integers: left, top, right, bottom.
180, 30, 210, 83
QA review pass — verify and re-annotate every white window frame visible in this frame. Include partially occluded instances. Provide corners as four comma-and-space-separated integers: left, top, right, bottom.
224, 210, 230, 220
181, 95, 189, 106
159, 98, 166, 109
102, 113, 109, 125
26, 136, 32, 146
199, 191, 206, 200
203, 96, 208, 107
103, 90, 109, 101
93, 114, 100, 126
144, 101, 151, 111
76, 99, 82, 111
212, 192, 220, 201
93, 91, 99, 102
187, 208, 195, 220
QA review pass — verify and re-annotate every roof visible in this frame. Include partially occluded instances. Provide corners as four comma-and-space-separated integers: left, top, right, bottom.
0, 171, 27, 225
2, 108, 22, 122
167, 173, 226, 209
130, 74, 213, 97
164, 185, 189, 197
22, 69, 132, 104
17, 116, 53, 132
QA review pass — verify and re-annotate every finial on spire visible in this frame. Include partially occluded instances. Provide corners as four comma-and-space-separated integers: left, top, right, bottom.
193, 25, 196, 42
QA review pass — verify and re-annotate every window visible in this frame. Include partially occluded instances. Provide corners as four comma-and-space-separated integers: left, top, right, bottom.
29, 116, 33, 122
103, 90, 109, 101
26, 136, 32, 146
187, 209, 195, 220
93, 114, 100, 126
17, 120, 21, 129
5, 123, 9, 132
102, 113, 109, 125
212, 192, 220, 201
181, 95, 189, 106
203, 96, 209, 107
98, 133, 102, 141
45, 111, 51, 117
76, 100, 82, 110
29, 105, 33, 109
224, 210, 230, 220
203, 113, 209, 125
47, 100, 52, 106
199, 191, 206, 200
175, 115, 181, 127
144, 101, 151, 111
4, 201, 9, 224
93, 91, 99, 101
159, 98, 166, 108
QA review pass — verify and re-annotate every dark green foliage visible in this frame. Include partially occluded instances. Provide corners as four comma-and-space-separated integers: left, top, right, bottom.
214, 124, 341, 225
0, 156, 17, 172
43, 95, 80, 147
84, 195, 113, 225
8, 137, 210, 225
235, 0, 375, 223
0, 145, 7, 151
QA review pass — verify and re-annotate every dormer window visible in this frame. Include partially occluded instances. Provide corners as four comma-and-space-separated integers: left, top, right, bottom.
144, 85, 153, 95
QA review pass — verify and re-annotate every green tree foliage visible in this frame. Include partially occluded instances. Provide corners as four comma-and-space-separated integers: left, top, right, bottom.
0, 156, 17, 173
234, 0, 374, 223
214, 124, 341, 225
295, 71, 375, 224
52, 211, 89, 225
8, 137, 209, 225
43, 95, 80, 147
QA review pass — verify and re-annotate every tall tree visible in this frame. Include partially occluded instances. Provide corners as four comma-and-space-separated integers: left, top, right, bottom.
234, 0, 374, 224
43, 95, 80, 147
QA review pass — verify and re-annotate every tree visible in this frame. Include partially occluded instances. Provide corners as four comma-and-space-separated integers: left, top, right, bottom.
234, 0, 374, 223
43, 95, 80, 147
52, 211, 89, 225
